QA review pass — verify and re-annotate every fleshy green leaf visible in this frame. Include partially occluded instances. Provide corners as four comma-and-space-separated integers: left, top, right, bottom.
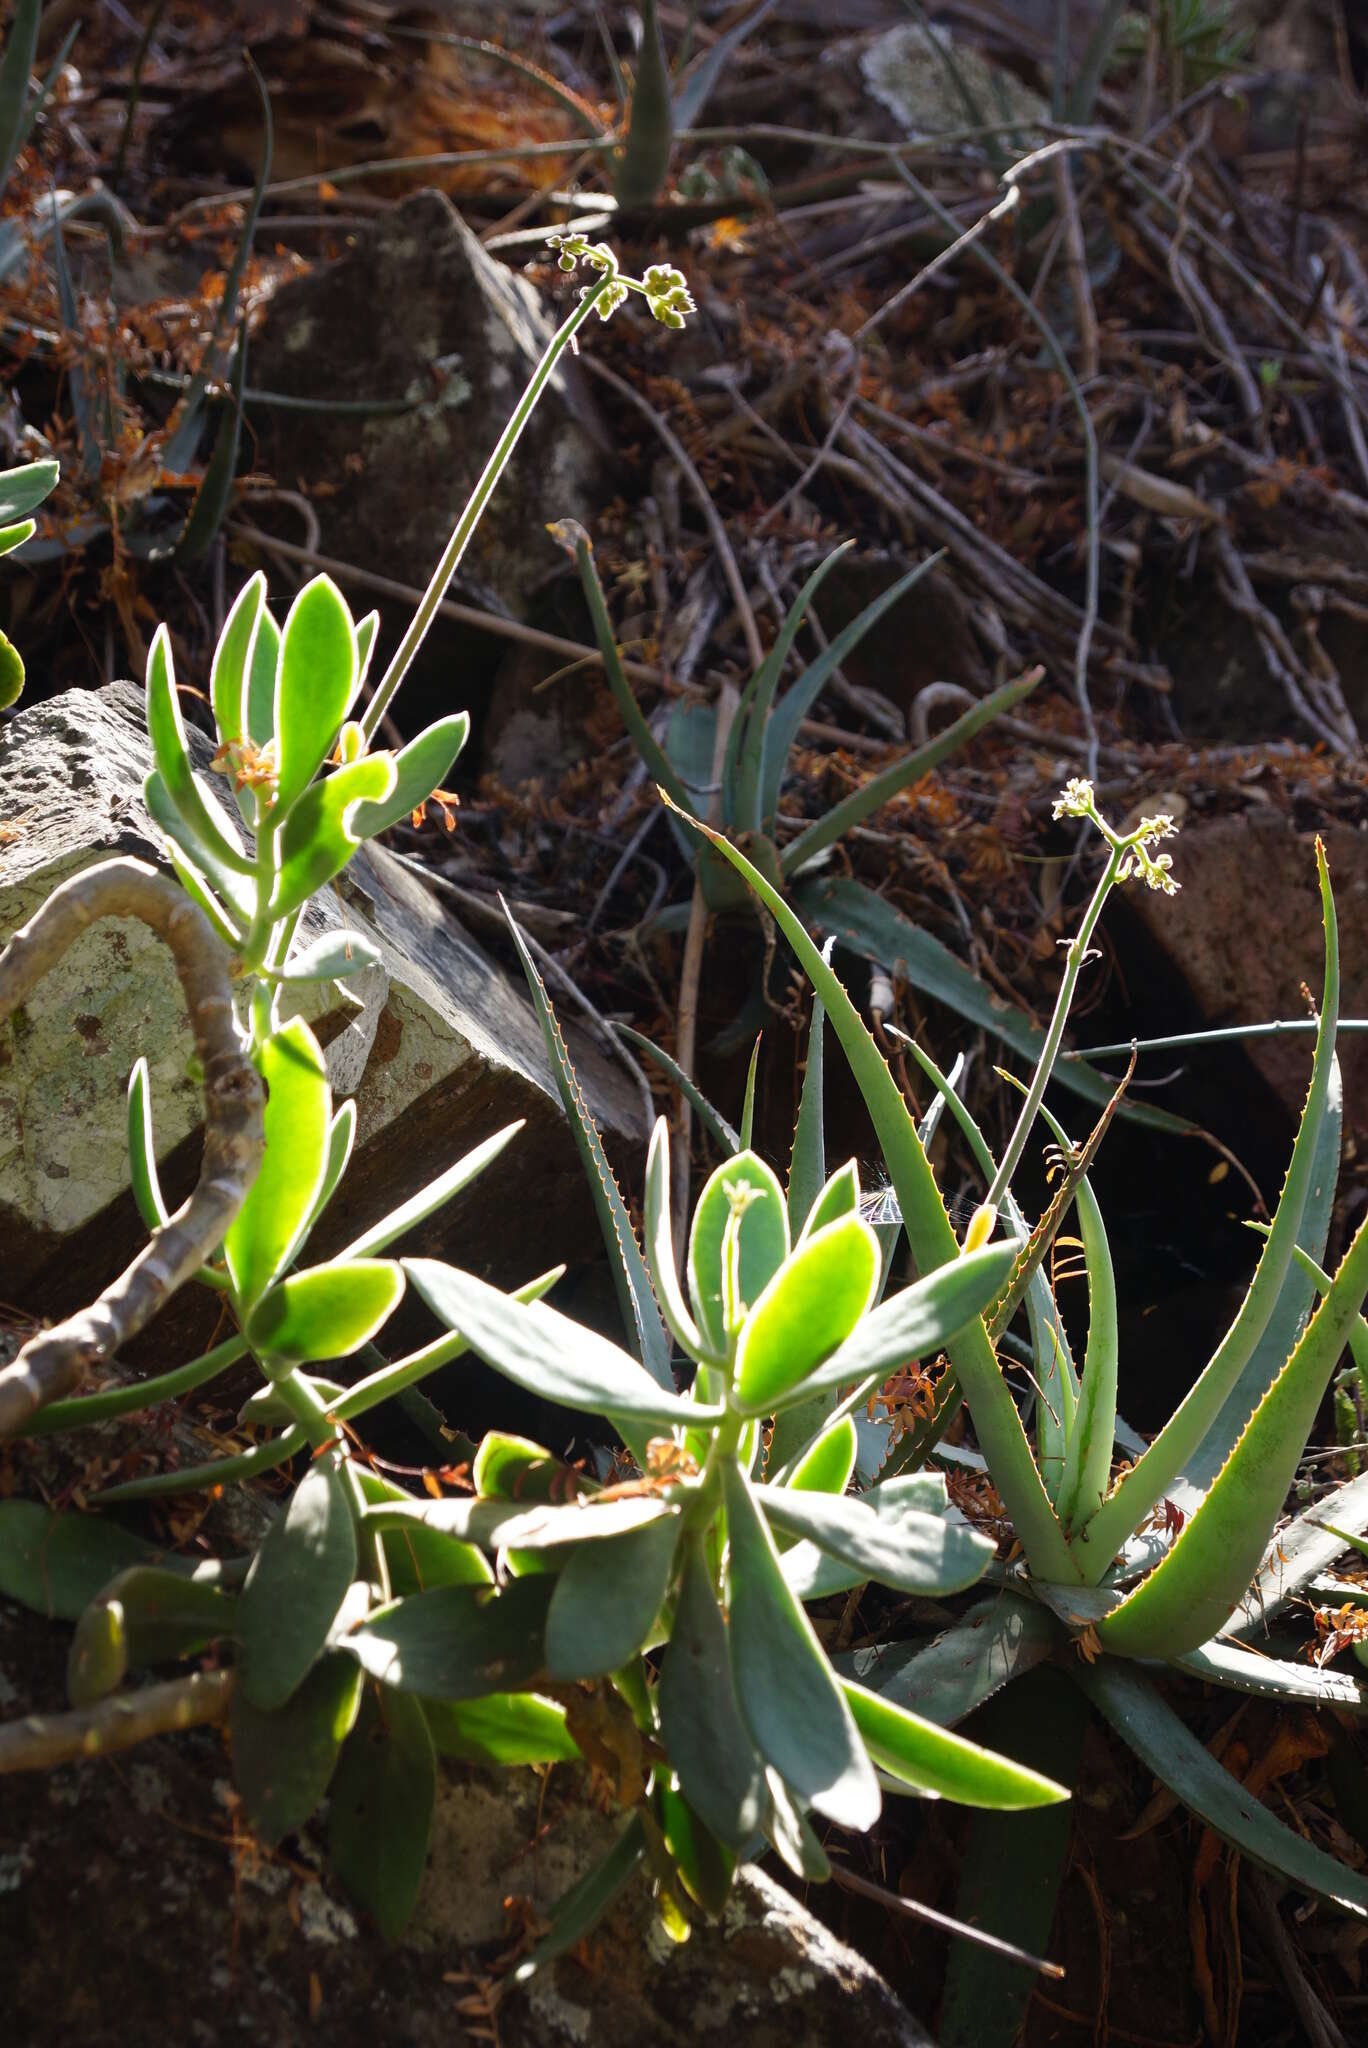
354, 1468, 492, 1593
209, 571, 266, 750
145, 625, 255, 875
0, 1503, 158, 1620
232, 1653, 364, 1847
0, 624, 23, 709
0, 457, 58, 527
655, 1781, 735, 1916
225, 1019, 331, 1308
687, 1149, 790, 1357
342, 1577, 554, 1699
67, 1567, 234, 1703
843, 1678, 1069, 1808
237, 1459, 358, 1711
421, 1692, 580, 1766
797, 1161, 860, 1243
403, 1261, 717, 1430
1098, 1203, 1368, 1661
143, 770, 254, 932
269, 754, 396, 921
278, 928, 383, 983
1078, 1657, 1368, 1914
721, 1461, 880, 1830
350, 713, 470, 841
787, 1414, 858, 1495
273, 574, 358, 813
1040, 1104, 1117, 1538
657, 1533, 767, 1850
245, 604, 281, 747
763, 1477, 995, 1597
246, 1260, 404, 1366
328, 1685, 436, 1941
126, 1057, 169, 1232
545, 1513, 681, 1679
733, 1214, 879, 1411
363, 1493, 679, 1555
643, 1117, 714, 1362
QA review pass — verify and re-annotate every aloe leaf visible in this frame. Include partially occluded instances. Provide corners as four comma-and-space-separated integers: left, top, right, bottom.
761, 1482, 994, 1597
732, 545, 856, 829
144, 625, 256, 875
783, 672, 1040, 880
505, 909, 672, 1394
737, 1035, 762, 1152
1229, 1470, 1368, 1637
335, 1122, 523, 1262
614, 0, 671, 207
350, 713, 470, 841
1184, 1057, 1343, 1493
125, 1057, 170, 1233
273, 575, 358, 814
563, 525, 692, 807
753, 1237, 1020, 1414
787, 988, 827, 1233
843, 1677, 1068, 1808
1037, 1107, 1117, 1537
939, 1671, 1084, 2048
246, 1259, 404, 1367
225, 1019, 331, 1308
616, 1024, 739, 1153
237, 1459, 358, 1711
232, 1653, 364, 1847
643, 1118, 714, 1362
679, 811, 1079, 1582
722, 1461, 880, 1829
51, 200, 100, 480
658, 1533, 767, 1849
734, 1215, 879, 1411
687, 1148, 789, 1357
328, 1685, 436, 1942
422, 1691, 580, 1766
174, 325, 247, 563
1098, 1205, 1368, 1660
545, 1513, 681, 1679
269, 755, 396, 920
210, 571, 266, 750
0, 3, 42, 198
1084, 844, 1340, 1573
837, 1592, 1058, 1727
403, 1261, 716, 1430
757, 554, 938, 831
512, 1816, 648, 1984
343, 1577, 554, 1699
787, 1413, 858, 1495
795, 875, 1189, 1133
1172, 1638, 1368, 1714
1077, 1657, 1368, 1914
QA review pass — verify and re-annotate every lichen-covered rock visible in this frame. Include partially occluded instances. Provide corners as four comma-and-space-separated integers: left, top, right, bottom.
250, 188, 610, 623
0, 680, 645, 1317
0, 1603, 935, 2048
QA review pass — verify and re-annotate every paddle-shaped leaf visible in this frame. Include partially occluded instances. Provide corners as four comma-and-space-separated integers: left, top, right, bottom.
688, 1149, 790, 1356
351, 713, 470, 840
643, 1117, 713, 1361
763, 1478, 995, 1597
657, 1533, 767, 1849
404, 1261, 717, 1430
269, 755, 396, 920
277, 928, 383, 982
787, 1413, 858, 1495
0, 458, 58, 527
68, 1567, 235, 1702
246, 1260, 404, 1366
353, 1468, 492, 1595
1097, 1204, 1368, 1660
545, 1512, 681, 1679
721, 1461, 880, 1829
422, 1692, 580, 1765
225, 1019, 330, 1308
734, 1214, 879, 1411
209, 570, 266, 749
145, 625, 254, 875
328, 1686, 436, 1941
273, 574, 358, 813
245, 604, 281, 747
343, 1577, 554, 1699
843, 1677, 1068, 1808
232, 1653, 364, 1847
237, 1458, 358, 1711
0, 1503, 159, 1621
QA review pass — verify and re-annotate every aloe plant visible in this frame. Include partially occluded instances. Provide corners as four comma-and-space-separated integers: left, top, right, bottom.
675, 775, 1368, 2035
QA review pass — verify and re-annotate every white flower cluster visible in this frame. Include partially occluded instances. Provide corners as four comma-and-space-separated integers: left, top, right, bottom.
1119, 813, 1180, 895
1051, 776, 1095, 820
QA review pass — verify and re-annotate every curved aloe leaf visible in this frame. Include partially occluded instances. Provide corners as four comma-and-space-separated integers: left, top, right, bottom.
782, 671, 1040, 879
616, 1024, 739, 1153
787, 987, 827, 1231
1077, 1657, 1368, 1915
733, 544, 853, 831
1083, 842, 1340, 1576
1172, 1638, 1368, 1714
676, 808, 1080, 1583
505, 908, 671, 1394
562, 524, 691, 808
1038, 1105, 1117, 1537
1229, 1469, 1368, 1638
836, 1593, 1057, 1728
1097, 1203, 1368, 1660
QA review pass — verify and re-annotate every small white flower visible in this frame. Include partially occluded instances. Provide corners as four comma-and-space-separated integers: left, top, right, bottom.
1052, 776, 1095, 820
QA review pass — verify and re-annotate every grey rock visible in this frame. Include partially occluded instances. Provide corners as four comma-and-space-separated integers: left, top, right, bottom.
0, 679, 645, 1317
250, 188, 611, 624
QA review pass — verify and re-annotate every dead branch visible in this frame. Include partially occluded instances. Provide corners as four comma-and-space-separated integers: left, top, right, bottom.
0, 1670, 234, 1773
0, 858, 264, 1437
